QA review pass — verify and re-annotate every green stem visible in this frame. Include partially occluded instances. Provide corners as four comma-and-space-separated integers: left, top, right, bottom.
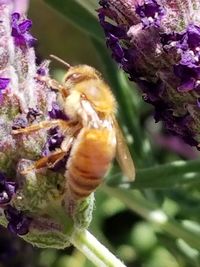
70, 229, 127, 267
102, 185, 200, 250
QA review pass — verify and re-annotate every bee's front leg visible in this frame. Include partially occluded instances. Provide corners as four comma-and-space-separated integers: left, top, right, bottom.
36, 75, 69, 98
12, 119, 70, 135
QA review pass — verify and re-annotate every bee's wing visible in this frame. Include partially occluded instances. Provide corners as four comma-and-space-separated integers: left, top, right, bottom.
112, 116, 135, 182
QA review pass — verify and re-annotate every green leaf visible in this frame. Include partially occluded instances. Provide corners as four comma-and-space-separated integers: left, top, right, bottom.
44, 0, 104, 42
109, 159, 200, 189
75, 0, 98, 16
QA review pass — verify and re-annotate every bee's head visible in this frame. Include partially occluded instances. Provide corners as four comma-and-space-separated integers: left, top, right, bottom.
49, 55, 116, 116
64, 65, 117, 116
63, 65, 100, 85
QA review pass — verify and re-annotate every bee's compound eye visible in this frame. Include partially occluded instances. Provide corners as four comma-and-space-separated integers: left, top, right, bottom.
65, 73, 83, 83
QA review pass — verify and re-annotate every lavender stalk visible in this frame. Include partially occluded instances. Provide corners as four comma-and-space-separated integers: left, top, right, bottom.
0, 2, 94, 249
98, 0, 200, 148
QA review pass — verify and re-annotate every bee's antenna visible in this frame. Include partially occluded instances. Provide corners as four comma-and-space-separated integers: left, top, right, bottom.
50, 54, 71, 69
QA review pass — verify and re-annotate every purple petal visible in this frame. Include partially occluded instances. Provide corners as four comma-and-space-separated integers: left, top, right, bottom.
4, 205, 31, 236
37, 67, 46, 76
11, 12, 20, 21
18, 19, 32, 33
11, 12, 36, 48
135, 0, 165, 28
42, 126, 64, 156
0, 78, 10, 91
24, 32, 37, 47
0, 172, 17, 206
7, 216, 31, 236
49, 102, 69, 120
177, 78, 196, 92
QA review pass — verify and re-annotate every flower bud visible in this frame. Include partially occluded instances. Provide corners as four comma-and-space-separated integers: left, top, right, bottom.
98, 0, 200, 147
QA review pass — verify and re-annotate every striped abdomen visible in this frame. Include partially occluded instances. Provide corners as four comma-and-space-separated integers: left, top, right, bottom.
66, 127, 116, 199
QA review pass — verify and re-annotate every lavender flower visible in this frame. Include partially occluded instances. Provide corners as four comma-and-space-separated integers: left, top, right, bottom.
42, 127, 64, 156
11, 12, 36, 48
4, 205, 31, 235
0, 2, 94, 248
135, 0, 165, 28
98, 0, 200, 148
49, 101, 69, 120
0, 78, 10, 91
0, 172, 16, 206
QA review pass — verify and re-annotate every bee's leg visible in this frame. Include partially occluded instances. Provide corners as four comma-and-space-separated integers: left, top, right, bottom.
21, 150, 66, 175
35, 150, 67, 169
21, 136, 74, 174
36, 75, 69, 98
12, 119, 70, 135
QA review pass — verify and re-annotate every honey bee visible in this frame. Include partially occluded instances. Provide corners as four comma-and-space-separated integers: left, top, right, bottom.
12, 55, 135, 200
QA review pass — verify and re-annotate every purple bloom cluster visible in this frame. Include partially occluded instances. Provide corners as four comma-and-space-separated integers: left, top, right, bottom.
98, 0, 200, 147
41, 102, 70, 169
42, 126, 64, 157
36, 60, 50, 76
49, 102, 69, 121
0, 78, 10, 102
42, 103, 68, 168
0, 78, 10, 91
135, 0, 165, 28
0, 172, 16, 206
165, 24, 200, 92
0, 172, 30, 236
11, 12, 36, 48
0, 77, 9, 101
41, 102, 68, 157
4, 205, 31, 235
46, 102, 68, 150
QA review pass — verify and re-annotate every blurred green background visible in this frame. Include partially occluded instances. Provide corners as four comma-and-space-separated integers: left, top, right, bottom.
1, 1, 200, 267
29, 0, 101, 70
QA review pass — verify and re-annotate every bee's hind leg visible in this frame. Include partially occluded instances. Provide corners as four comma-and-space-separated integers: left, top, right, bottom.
36, 74, 69, 98
20, 150, 66, 175
21, 136, 74, 175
